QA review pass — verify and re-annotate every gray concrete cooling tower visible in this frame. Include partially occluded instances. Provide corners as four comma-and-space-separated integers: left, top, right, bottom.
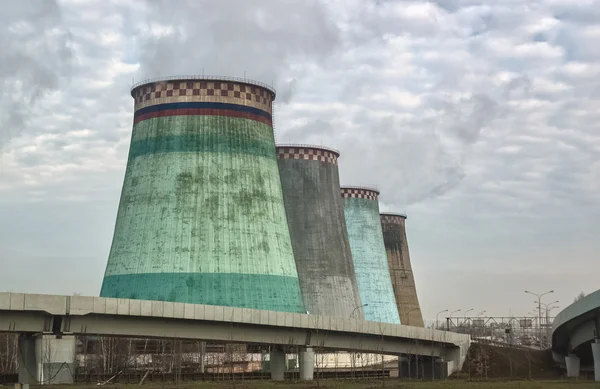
341, 187, 400, 324
380, 213, 424, 327
277, 145, 364, 319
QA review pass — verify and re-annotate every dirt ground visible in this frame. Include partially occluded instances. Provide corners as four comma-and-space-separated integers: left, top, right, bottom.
43, 380, 597, 389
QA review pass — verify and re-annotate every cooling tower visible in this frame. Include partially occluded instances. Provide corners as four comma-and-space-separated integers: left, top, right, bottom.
341, 187, 400, 324
380, 213, 424, 327
276, 145, 364, 318
100, 76, 304, 313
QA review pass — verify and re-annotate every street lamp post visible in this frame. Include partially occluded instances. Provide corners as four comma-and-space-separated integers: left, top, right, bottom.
546, 305, 559, 320
349, 303, 368, 374
525, 290, 554, 349
537, 300, 559, 326
448, 309, 461, 331
407, 308, 421, 326
350, 304, 368, 318
463, 308, 474, 326
436, 309, 448, 330
540, 302, 559, 349
477, 310, 486, 317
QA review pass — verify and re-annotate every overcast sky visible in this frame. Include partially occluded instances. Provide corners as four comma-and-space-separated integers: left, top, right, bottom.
1, 0, 599, 321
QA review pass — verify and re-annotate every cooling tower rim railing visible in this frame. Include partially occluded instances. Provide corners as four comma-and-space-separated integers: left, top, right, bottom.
340, 185, 380, 194
276, 143, 340, 157
340, 186, 381, 201
380, 212, 408, 219
130, 75, 276, 98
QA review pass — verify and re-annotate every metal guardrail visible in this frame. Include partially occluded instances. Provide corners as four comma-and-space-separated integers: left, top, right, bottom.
131, 75, 277, 96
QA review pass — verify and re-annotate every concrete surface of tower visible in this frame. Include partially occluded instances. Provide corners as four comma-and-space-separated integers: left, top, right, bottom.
380, 213, 424, 327
100, 76, 304, 313
341, 187, 400, 324
277, 145, 364, 319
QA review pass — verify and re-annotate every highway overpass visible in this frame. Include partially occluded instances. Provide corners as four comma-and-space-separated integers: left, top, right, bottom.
1, 292, 470, 384
552, 289, 600, 380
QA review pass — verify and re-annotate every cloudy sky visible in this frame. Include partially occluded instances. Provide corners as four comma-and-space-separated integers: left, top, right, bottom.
1, 0, 599, 321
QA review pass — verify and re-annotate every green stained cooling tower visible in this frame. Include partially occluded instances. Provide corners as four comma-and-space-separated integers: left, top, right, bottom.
100, 76, 304, 313
342, 187, 401, 324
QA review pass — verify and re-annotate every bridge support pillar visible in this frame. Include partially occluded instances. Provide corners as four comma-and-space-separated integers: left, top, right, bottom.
591, 340, 600, 381
199, 342, 205, 373
298, 347, 314, 380
444, 346, 463, 376
270, 347, 286, 381
18, 334, 75, 385
398, 355, 420, 379
565, 354, 580, 378
398, 355, 447, 379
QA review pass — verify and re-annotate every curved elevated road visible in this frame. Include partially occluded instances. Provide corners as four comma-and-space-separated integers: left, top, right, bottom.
552, 289, 600, 380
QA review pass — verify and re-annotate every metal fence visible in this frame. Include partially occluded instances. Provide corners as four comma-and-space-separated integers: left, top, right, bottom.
441, 316, 555, 349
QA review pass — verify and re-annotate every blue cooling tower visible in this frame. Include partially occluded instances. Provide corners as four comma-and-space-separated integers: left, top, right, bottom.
341, 187, 400, 324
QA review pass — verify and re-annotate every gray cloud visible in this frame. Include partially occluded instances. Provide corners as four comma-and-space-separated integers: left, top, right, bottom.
0, 1, 72, 147
136, 0, 341, 94
1, 0, 599, 318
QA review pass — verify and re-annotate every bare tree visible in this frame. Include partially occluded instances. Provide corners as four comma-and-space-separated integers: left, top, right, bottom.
0, 334, 18, 375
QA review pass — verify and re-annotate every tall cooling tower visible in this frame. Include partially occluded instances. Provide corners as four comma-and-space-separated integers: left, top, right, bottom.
276, 145, 364, 318
100, 76, 304, 313
380, 213, 424, 327
341, 187, 400, 324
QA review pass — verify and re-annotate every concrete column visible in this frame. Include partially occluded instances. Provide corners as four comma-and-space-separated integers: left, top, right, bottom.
18, 335, 75, 385
398, 355, 419, 379
397, 356, 407, 379
298, 347, 314, 380
565, 354, 580, 378
270, 348, 286, 381
18, 335, 38, 385
444, 346, 462, 377
591, 341, 600, 382
199, 342, 205, 374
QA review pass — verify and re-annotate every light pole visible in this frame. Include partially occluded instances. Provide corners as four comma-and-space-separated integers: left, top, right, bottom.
448, 309, 461, 331
539, 302, 559, 349
407, 307, 421, 326
537, 300, 559, 325
349, 303, 367, 374
545, 305, 559, 320
350, 304, 368, 318
525, 290, 554, 349
477, 310, 486, 317
436, 309, 448, 330
538, 300, 558, 312
463, 308, 474, 326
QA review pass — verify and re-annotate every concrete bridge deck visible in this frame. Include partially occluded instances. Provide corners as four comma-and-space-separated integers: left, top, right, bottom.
0, 292, 470, 384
